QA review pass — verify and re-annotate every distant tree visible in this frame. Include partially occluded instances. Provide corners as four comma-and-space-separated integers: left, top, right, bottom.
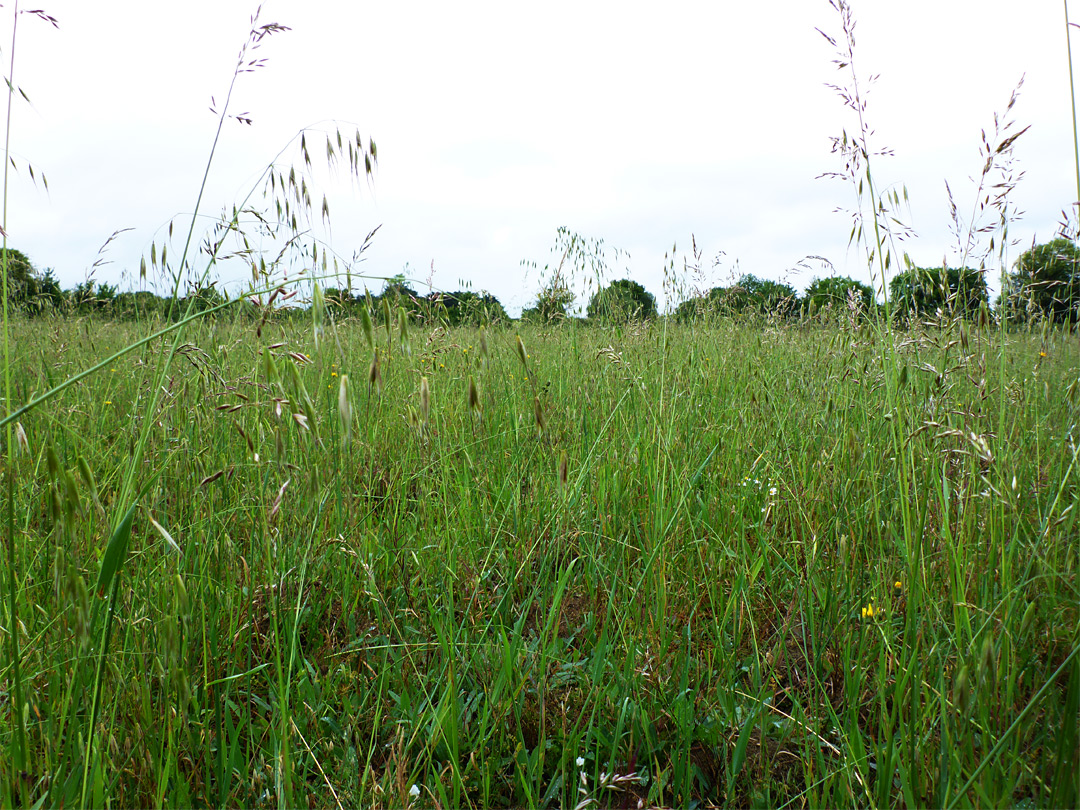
721, 274, 798, 316
37, 268, 65, 312
114, 290, 167, 320
672, 286, 729, 322
525, 276, 575, 323
70, 280, 119, 314
1, 247, 40, 310
888, 266, 987, 319
587, 279, 657, 323
173, 284, 224, 317
376, 277, 421, 317
322, 287, 360, 313
431, 290, 509, 326
804, 276, 874, 315
1008, 238, 1080, 323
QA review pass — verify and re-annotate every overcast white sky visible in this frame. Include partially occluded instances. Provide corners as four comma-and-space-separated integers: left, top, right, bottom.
4, 1, 1076, 314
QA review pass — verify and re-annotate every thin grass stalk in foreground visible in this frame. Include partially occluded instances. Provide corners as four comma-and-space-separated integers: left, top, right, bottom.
2, 0, 29, 784
1067, 0, 1080, 206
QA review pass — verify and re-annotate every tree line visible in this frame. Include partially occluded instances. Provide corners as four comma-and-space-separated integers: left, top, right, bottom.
3, 237, 1078, 325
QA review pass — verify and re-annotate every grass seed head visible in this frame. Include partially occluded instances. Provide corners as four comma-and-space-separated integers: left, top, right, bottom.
368, 350, 382, 395
954, 664, 972, 714
360, 305, 375, 351
14, 421, 29, 456
534, 395, 546, 436
1019, 600, 1037, 638
479, 327, 489, 365
62, 467, 82, 519
516, 335, 528, 368
420, 376, 431, 427
382, 298, 393, 350
398, 306, 411, 355
312, 281, 325, 349
174, 574, 190, 619
46, 443, 60, 480
557, 449, 568, 491
263, 349, 280, 386
338, 374, 352, 442
467, 375, 482, 421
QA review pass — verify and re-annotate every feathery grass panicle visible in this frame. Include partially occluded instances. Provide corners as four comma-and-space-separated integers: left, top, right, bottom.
14, 421, 28, 455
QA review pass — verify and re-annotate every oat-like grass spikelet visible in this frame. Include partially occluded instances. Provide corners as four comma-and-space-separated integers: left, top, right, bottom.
398, 306, 410, 355
557, 449, 568, 492
479, 327, 489, 367
534, 395, 546, 437
14, 421, 29, 455
467, 376, 482, 422
312, 281, 325, 349
368, 350, 382, 395
338, 374, 352, 442
515, 335, 528, 368
382, 298, 393, 352
419, 376, 431, 431
360, 305, 375, 351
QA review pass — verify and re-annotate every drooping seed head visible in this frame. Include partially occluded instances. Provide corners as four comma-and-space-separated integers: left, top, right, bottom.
382, 298, 393, 350
14, 422, 29, 456
516, 335, 528, 368
312, 281, 325, 349
338, 374, 352, 442
467, 376, 482, 421
46, 444, 60, 480
420, 376, 431, 427
557, 449, 568, 491
368, 350, 382, 395
263, 349, 280, 386
77, 456, 100, 504
533, 395, 546, 436
360, 305, 375, 351
398, 306, 411, 355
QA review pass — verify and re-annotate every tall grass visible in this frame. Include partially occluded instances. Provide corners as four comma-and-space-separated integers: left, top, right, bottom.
1, 2, 1078, 809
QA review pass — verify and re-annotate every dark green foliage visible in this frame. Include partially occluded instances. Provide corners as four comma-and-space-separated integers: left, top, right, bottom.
888, 266, 988, 319
672, 287, 726, 322
586, 278, 657, 323
112, 290, 169, 320
674, 275, 797, 322
522, 277, 575, 323
724, 274, 798, 314
804, 275, 874, 315
378, 279, 420, 313
429, 291, 509, 326
1008, 238, 1080, 324
0, 248, 60, 315
69, 279, 119, 315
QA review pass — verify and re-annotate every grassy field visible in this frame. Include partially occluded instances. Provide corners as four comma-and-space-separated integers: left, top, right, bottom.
1, 311, 1077, 808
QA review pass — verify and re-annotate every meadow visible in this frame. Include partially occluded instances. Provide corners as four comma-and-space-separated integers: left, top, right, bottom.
2, 2, 1079, 807
1, 309, 1077, 808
